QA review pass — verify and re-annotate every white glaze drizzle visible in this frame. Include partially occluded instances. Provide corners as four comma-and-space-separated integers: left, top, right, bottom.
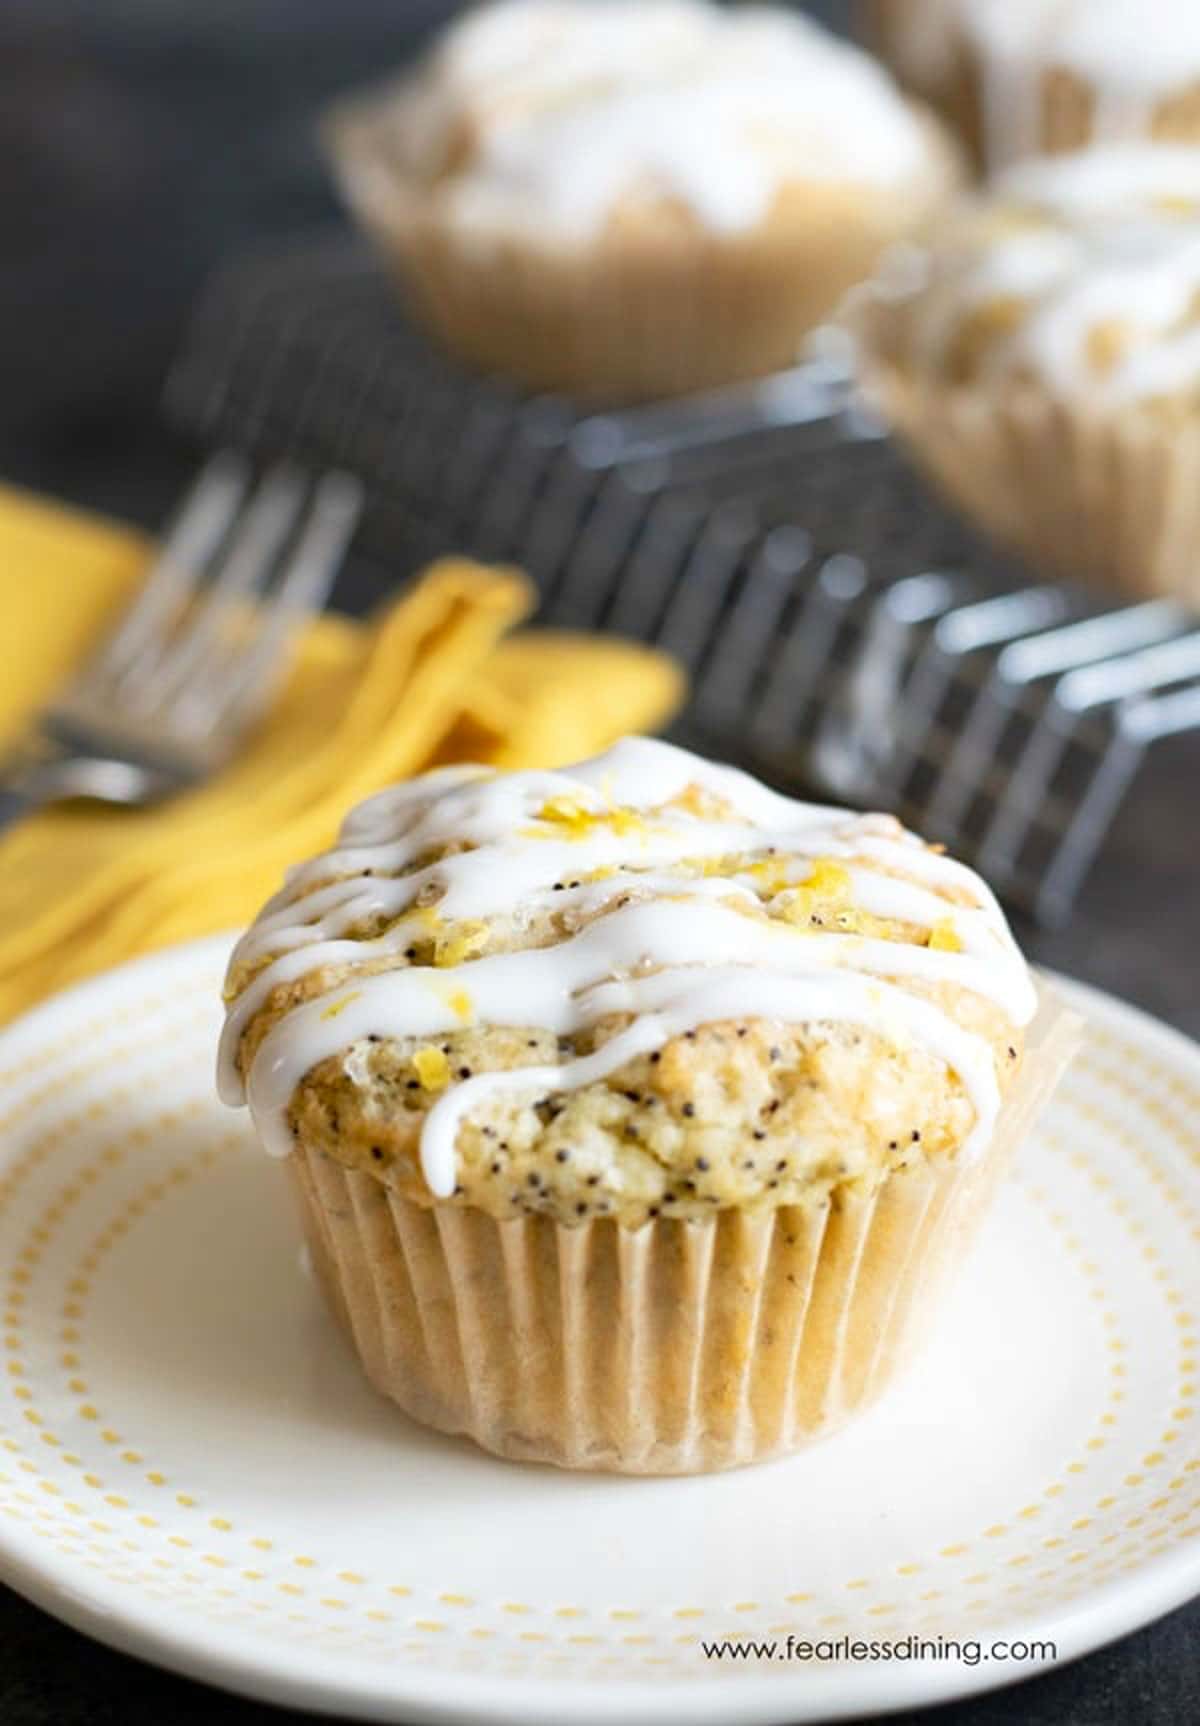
369, 0, 939, 240
902, 145, 1200, 407
219, 738, 1034, 1199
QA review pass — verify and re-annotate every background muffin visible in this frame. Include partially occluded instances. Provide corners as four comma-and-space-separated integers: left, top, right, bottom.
867, 0, 1200, 172
858, 0, 977, 148
326, 0, 961, 400
855, 144, 1200, 605
219, 737, 1069, 1474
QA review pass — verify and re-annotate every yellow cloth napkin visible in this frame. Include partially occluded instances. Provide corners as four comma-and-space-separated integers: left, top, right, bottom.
0, 485, 684, 1021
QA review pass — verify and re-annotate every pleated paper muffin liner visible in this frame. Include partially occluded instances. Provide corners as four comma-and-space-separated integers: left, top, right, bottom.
859, 311, 1200, 608
284, 994, 1078, 1476
323, 95, 960, 402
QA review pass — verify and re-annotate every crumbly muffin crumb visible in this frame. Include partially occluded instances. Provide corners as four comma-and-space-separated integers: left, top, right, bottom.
287, 1011, 1020, 1227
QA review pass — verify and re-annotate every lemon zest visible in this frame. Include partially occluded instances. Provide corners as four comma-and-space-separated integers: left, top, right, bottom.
805, 859, 852, 898
780, 858, 852, 925
413, 1047, 450, 1089
745, 856, 793, 897
928, 918, 964, 953
434, 920, 489, 967
607, 806, 644, 838
526, 796, 648, 844
319, 991, 362, 1021
534, 795, 596, 839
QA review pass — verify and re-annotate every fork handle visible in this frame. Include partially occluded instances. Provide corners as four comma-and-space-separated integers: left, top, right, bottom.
0, 744, 165, 828
0, 741, 78, 832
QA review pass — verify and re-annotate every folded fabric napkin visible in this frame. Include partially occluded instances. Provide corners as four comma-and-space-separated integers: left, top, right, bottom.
0, 484, 684, 1021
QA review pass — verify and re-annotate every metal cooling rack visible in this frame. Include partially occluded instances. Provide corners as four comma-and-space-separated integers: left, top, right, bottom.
165, 237, 1200, 926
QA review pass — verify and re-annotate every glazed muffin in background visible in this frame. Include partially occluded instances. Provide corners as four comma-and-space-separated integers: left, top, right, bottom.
854, 145, 1200, 606
865, 0, 1200, 172
219, 737, 1074, 1474
325, 0, 961, 401
858, 0, 976, 144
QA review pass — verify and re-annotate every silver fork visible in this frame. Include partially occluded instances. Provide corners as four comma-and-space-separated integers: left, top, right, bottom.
0, 453, 363, 831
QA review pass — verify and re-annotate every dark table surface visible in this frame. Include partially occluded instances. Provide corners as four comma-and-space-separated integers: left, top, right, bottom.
1, 2, 1197, 1722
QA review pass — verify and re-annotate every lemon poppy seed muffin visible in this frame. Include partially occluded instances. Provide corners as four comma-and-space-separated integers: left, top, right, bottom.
856, 144, 1200, 603
325, 0, 961, 400
220, 738, 1067, 1473
865, 0, 1200, 171
859, 0, 977, 147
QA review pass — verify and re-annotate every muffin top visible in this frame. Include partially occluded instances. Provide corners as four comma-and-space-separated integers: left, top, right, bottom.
219, 738, 1035, 1227
333, 0, 951, 242
864, 144, 1200, 407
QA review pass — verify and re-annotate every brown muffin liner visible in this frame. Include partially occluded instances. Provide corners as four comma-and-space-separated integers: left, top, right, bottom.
861, 354, 1200, 609
285, 993, 1078, 1475
323, 92, 960, 402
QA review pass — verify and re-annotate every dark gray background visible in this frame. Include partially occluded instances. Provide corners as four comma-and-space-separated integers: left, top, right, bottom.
1, 1, 1197, 1721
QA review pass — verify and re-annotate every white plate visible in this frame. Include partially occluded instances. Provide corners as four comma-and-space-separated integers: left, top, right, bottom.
0, 936, 1197, 1724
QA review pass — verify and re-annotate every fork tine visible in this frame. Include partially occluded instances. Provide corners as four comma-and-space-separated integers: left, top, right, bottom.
122, 463, 309, 717
175, 471, 364, 744
79, 453, 250, 695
